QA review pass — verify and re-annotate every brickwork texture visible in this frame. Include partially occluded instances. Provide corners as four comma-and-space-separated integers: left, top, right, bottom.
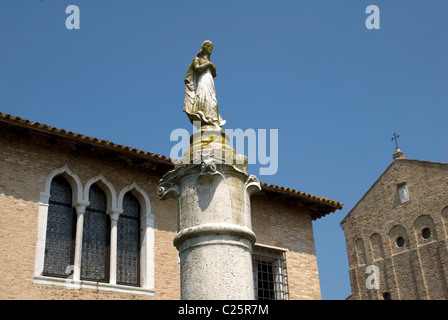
0, 125, 323, 300
341, 159, 448, 300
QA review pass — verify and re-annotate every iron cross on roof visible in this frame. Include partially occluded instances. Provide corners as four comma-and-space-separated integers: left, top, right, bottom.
391, 132, 400, 148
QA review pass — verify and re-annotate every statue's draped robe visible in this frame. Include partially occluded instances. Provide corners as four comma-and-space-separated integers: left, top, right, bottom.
183, 59, 225, 127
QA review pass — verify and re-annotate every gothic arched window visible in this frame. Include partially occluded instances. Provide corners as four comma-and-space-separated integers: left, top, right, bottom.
43, 175, 76, 277
81, 184, 110, 282
117, 192, 141, 286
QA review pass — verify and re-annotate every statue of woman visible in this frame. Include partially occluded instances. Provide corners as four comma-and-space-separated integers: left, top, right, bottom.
183, 40, 226, 128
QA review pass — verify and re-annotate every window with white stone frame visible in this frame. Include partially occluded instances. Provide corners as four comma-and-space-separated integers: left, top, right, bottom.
252, 244, 289, 300
33, 165, 155, 296
80, 183, 111, 282
42, 175, 77, 278
117, 192, 141, 286
397, 183, 410, 204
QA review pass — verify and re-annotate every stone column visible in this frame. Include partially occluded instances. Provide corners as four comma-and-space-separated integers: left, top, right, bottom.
72, 200, 90, 282
108, 210, 122, 285
158, 127, 260, 300
34, 192, 51, 277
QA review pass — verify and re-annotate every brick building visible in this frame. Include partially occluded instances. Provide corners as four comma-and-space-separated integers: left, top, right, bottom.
0, 111, 342, 300
341, 147, 448, 300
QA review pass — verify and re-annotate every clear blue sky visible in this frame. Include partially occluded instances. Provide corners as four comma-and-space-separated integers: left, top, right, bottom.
1, 1, 446, 300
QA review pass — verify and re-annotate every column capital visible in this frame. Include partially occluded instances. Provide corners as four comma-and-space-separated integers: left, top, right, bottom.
73, 200, 90, 213
39, 192, 51, 206
107, 209, 123, 222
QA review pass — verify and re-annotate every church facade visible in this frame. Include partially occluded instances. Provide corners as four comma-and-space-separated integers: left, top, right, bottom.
341, 148, 448, 300
0, 111, 342, 300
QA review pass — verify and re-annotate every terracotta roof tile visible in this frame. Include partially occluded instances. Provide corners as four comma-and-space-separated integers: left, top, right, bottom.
260, 182, 343, 211
0, 111, 172, 164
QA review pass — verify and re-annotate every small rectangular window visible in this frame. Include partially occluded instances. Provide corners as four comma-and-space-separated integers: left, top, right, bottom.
397, 183, 409, 204
252, 245, 289, 300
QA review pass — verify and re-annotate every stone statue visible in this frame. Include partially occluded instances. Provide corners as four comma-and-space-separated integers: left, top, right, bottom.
183, 40, 226, 128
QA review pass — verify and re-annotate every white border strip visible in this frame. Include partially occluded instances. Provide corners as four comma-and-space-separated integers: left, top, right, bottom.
254, 243, 289, 252
33, 276, 155, 296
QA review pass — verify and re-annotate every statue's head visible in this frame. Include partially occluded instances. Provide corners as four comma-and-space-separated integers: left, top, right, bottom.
198, 40, 213, 57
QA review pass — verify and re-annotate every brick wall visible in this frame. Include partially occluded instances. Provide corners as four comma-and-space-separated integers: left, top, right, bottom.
0, 125, 322, 300
0, 127, 180, 299
342, 159, 448, 300
251, 195, 321, 300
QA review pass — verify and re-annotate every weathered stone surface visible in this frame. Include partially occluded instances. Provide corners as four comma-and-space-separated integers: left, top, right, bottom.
178, 233, 254, 300
184, 41, 225, 128
341, 157, 448, 300
173, 126, 247, 171
158, 149, 260, 299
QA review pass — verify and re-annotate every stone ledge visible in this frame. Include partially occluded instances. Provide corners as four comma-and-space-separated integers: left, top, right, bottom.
33, 275, 155, 296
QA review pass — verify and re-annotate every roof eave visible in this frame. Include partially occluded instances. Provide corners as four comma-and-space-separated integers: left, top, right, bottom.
0, 111, 344, 216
